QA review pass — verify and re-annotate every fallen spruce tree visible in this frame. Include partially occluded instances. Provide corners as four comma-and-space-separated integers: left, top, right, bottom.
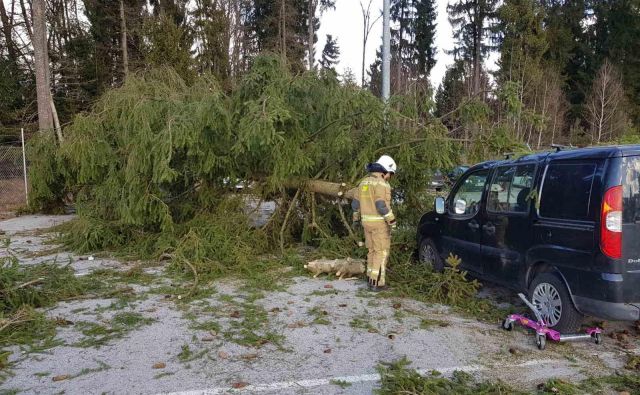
29, 55, 454, 252
23, 55, 524, 316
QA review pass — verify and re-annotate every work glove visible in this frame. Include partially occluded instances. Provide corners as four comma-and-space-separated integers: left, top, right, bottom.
352, 219, 362, 231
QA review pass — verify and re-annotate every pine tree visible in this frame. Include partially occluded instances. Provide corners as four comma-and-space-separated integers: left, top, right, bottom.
143, 14, 195, 83
191, 1, 231, 83
84, 0, 147, 94
447, 0, 498, 96
413, 0, 437, 78
390, 0, 414, 87
542, 0, 591, 122
306, 0, 335, 69
320, 34, 340, 71
435, 60, 466, 133
495, 0, 547, 83
589, 0, 640, 126
246, 0, 309, 72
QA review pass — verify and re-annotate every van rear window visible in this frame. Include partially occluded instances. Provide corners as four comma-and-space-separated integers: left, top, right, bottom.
539, 163, 596, 221
623, 157, 640, 224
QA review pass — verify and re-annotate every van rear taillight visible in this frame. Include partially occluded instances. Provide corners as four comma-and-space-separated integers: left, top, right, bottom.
601, 185, 623, 259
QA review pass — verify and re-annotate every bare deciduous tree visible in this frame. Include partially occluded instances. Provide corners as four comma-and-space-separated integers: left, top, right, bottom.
360, 0, 381, 86
32, 0, 54, 132
120, 0, 129, 77
586, 60, 628, 144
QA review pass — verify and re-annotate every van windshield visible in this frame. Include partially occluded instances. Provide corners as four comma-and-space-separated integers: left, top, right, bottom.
624, 156, 640, 224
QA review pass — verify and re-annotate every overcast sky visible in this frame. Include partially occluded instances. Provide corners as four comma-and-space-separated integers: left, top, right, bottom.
316, 0, 474, 90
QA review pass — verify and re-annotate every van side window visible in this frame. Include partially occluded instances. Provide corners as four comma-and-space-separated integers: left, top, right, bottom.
624, 157, 640, 224
449, 170, 490, 216
487, 164, 535, 213
539, 163, 597, 220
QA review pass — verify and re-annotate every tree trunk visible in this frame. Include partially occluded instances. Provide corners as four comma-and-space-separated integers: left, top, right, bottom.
286, 179, 357, 200
280, 0, 287, 63
0, 0, 19, 63
50, 98, 64, 142
361, 20, 367, 86
120, 0, 129, 77
32, 0, 55, 132
473, 5, 481, 97
473, 37, 481, 97
307, 0, 316, 69
19, 0, 32, 40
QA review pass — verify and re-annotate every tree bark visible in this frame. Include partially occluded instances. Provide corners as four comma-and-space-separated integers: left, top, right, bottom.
307, 0, 316, 69
120, 0, 129, 77
280, 0, 287, 63
19, 0, 32, 40
33, 0, 55, 132
286, 179, 357, 200
0, 0, 20, 63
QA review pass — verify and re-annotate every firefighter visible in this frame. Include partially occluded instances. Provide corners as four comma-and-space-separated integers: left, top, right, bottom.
351, 155, 397, 291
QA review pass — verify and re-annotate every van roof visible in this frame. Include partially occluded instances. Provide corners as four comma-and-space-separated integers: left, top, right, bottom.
469, 145, 640, 172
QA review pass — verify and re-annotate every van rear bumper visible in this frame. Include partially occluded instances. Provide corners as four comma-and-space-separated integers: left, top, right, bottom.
574, 296, 640, 321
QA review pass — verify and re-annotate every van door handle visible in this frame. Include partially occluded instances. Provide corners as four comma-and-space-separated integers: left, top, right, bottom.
468, 221, 480, 230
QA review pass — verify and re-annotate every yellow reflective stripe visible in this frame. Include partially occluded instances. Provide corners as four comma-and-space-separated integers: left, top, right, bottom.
362, 215, 385, 222
360, 180, 390, 188
383, 211, 395, 221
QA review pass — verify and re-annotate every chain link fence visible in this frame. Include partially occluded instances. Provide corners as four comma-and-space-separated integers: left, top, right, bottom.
0, 144, 28, 213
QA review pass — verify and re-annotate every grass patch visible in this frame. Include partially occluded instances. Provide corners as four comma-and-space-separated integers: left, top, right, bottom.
154, 371, 175, 379
84, 265, 157, 287
308, 289, 340, 297
625, 354, 640, 372
69, 360, 111, 379
0, 255, 154, 367
1, 257, 88, 314
307, 306, 331, 325
74, 312, 154, 348
190, 320, 221, 333
177, 344, 207, 363
330, 379, 352, 388
419, 318, 450, 330
376, 357, 521, 395
376, 357, 640, 395
178, 344, 192, 361
222, 300, 285, 349
349, 316, 378, 333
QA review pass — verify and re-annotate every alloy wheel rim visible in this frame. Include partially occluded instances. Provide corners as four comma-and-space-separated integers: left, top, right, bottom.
532, 282, 562, 327
420, 243, 436, 267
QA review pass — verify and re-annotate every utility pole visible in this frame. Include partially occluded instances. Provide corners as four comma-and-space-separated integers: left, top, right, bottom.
382, 0, 391, 102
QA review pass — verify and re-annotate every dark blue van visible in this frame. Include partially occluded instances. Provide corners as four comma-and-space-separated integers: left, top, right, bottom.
417, 145, 640, 332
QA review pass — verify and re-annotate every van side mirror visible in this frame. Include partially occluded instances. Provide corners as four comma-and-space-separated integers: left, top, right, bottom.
454, 199, 467, 215
435, 197, 446, 214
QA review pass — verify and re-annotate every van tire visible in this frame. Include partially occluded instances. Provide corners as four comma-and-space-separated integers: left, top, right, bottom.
528, 273, 583, 333
418, 238, 444, 272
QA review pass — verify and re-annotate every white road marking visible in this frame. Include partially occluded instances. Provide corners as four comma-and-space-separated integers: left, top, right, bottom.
159, 359, 561, 395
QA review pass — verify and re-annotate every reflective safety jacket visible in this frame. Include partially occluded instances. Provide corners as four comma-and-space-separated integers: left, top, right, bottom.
352, 172, 395, 224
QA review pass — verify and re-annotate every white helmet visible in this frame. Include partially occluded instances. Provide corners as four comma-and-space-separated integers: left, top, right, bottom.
376, 155, 397, 174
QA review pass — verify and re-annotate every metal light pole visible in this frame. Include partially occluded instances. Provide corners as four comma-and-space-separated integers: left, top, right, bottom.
382, 0, 390, 102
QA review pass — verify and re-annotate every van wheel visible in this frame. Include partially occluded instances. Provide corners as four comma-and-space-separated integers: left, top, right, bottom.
418, 238, 444, 272
528, 273, 583, 333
